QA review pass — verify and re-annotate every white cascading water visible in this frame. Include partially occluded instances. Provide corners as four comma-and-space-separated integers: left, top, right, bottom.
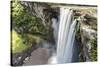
57, 7, 78, 63
51, 18, 59, 43
48, 18, 58, 64
49, 7, 79, 64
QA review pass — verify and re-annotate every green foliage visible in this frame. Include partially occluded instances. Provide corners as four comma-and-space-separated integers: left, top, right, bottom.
11, 1, 48, 53
90, 38, 97, 61
11, 0, 23, 19
21, 34, 42, 45
11, 30, 42, 53
11, 1, 47, 35
12, 30, 29, 53
91, 24, 97, 30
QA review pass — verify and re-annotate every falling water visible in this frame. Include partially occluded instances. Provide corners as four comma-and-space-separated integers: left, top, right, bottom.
51, 18, 59, 43
57, 8, 78, 63
48, 18, 59, 64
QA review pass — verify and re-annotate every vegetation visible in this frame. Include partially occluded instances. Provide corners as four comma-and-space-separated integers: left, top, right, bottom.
12, 30, 29, 53
90, 38, 97, 61
11, 0, 97, 63
12, 30, 42, 53
11, 0, 48, 53
11, 1, 47, 35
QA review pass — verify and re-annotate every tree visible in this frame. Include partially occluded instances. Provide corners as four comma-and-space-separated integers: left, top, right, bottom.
20, 2, 51, 28
11, 0, 48, 35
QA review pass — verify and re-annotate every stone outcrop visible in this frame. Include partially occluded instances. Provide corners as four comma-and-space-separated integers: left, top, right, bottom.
79, 10, 97, 61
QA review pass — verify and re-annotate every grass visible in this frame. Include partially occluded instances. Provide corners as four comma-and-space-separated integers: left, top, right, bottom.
11, 30, 42, 53
12, 30, 29, 53
22, 33, 42, 45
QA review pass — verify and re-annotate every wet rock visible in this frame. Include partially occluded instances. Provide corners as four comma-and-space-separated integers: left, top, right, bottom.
80, 26, 97, 61
23, 48, 51, 65
81, 27, 97, 39
11, 44, 37, 66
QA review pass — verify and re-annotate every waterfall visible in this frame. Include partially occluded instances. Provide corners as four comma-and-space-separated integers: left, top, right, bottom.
57, 8, 78, 63
51, 18, 59, 43
48, 18, 59, 64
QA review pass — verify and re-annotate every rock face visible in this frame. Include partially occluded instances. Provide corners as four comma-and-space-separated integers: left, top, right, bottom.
80, 10, 97, 61
81, 27, 97, 61
11, 44, 37, 66
23, 48, 50, 65
73, 8, 97, 62
22, 41, 56, 65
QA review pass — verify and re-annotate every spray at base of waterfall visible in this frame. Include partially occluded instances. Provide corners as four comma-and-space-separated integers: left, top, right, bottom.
48, 53, 57, 64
